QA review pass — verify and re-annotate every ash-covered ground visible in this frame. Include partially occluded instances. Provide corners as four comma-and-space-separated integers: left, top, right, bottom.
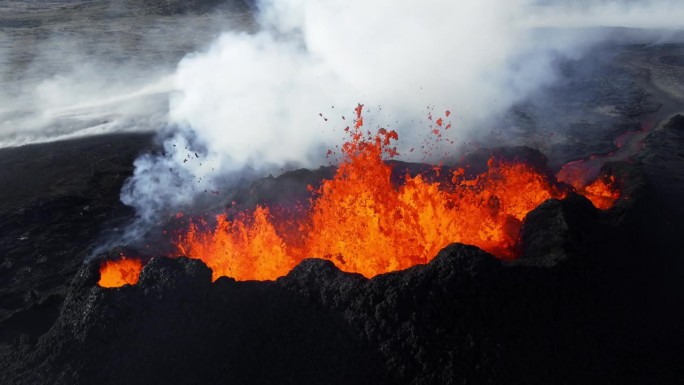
1, 1, 684, 384
0, 0, 254, 146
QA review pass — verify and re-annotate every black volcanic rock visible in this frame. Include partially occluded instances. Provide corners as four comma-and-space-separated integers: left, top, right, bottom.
14, 254, 386, 385
0, 133, 155, 345
664, 114, 684, 130
464, 145, 551, 174
636, 114, 684, 218
2, 131, 683, 384
116, 0, 254, 15
230, 166, 336, 212
225, 146, 559, 216
1, 38, 683, 385
3, 196, 683, 385
138, 256, 213, 294
518, 192, 599, 266
280, 259, 365, 307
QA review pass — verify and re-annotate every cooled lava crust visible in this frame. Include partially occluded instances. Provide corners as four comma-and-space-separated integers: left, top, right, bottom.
1, 24, 684, 382
0, 118, 683, 383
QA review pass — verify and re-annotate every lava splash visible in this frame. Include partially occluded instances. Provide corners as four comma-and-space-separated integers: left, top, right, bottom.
99, 105, 620, 286
169, 107, 604, 281
98, 256, 143, 288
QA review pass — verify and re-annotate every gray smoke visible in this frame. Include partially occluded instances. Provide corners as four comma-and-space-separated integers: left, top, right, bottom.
1, 1, 681, 247
0, 4, 250, 147
120, 0, 683, 226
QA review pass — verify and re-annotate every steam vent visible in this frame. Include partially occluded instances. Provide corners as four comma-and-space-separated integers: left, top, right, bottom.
1, 2, 684, 385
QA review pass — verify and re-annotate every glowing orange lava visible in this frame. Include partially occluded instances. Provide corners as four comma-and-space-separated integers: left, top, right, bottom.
176, 207, 295, 281
299, 141, 564, 276
556, 163, 621, 210
171, 105, 586, 282
99, 105, 623, 287
577, 175, 621, 210
98, 256, 143, 288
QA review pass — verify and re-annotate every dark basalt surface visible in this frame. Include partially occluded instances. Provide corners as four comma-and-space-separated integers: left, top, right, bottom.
497, 41, 684, 171
0, 133, 155, 345
0, 117, 683, 384
2, 181, 682, 384
114, 0, 254, 16
0, 21, 683, 381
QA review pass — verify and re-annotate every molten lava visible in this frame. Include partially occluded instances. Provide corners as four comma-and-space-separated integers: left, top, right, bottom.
171, 106, 580, 282
176, 207, 295, 281
556, 164, 621, 210
98, 256, 143, 288
576, 175, 621, 210
300, 146, 564, 276
99, 105, 623, 287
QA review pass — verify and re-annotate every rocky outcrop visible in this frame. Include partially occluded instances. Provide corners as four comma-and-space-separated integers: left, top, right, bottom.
517, 192, 599, 266
0, 133, 155, 346
663, 114, 684, 130
2, 181, 682, 384
2, 132, 682, 384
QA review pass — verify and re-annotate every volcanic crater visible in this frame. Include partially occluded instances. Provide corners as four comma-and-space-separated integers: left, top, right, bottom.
1, 108, 683, 383
1, 3, 684, 385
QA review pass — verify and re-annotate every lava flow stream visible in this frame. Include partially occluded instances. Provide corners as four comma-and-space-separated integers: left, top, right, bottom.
99, 105, 621, 286
98, 256, 143, 288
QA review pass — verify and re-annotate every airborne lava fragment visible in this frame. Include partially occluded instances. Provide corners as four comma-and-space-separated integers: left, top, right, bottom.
98, 108, 621, 287
98, 256, 143, 288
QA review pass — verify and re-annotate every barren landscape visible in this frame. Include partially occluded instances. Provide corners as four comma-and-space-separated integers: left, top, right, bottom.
1, 1, 683, 384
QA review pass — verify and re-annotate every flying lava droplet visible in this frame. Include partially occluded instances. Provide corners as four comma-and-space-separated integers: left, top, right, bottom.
99, 106, 621, 287
98, 256, 143, 288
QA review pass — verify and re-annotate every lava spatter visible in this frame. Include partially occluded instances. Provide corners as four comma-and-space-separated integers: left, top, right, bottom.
98, 256, 143, 288
99, 107, 621, 287
168, 108, 574, 282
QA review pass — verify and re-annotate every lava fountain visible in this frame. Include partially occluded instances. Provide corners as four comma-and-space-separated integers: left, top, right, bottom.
99, 105, 620, 286
98, 256, 143, 288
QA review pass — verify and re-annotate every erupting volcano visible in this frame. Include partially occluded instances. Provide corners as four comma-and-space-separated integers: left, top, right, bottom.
3, 2, 684, 384
97, 256, 142, 288
99, 105, 620, 285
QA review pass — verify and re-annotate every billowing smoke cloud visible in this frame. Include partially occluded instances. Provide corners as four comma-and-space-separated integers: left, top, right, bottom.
120, 0, 683, 226
0, 65, 173, 146
3, 1, 678, 245
123, 0, 550, 223
528, 0, 684, 29
0, 34, 168, 146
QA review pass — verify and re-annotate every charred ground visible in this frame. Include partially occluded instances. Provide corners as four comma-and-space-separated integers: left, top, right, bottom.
1, 157, 683, 384
1, 122, 683, 384
0, 133, 155, 345
0, 27, 684, 385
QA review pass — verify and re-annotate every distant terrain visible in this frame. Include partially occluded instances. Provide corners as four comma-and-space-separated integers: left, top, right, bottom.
0, 2, 683, 384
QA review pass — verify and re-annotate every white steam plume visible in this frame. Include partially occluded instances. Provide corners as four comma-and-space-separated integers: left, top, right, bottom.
0, 9, 248, 147
119, 0, 682, 224
0, 28, 175, 147
527, 0, 684, 29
